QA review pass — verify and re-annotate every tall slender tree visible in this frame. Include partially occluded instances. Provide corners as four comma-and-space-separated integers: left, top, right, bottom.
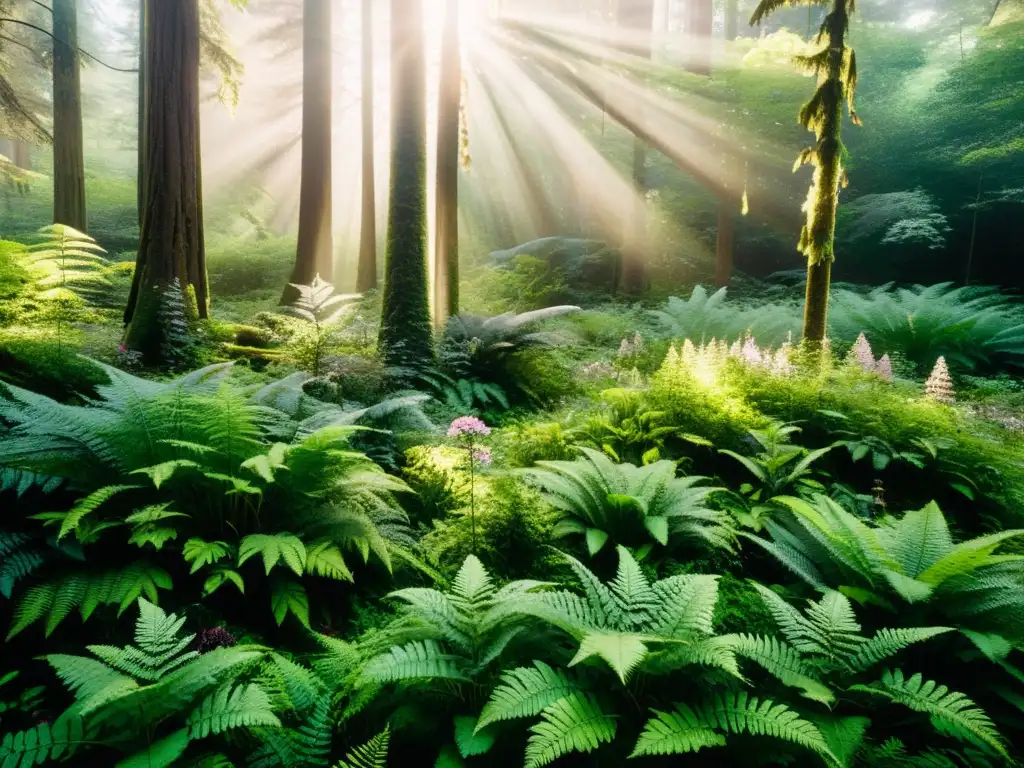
124, 0, 208, 360
379, 0, 432, 366
356, 0, 377, 293
137, 0, 146, 226
52, 0, 87, 231
283, 0, 333, 303
684, 0, 713, 75
616, 0, 655, 295
725, 0, 740, 40
751, 0, 860, 344
432, 0, 461, 327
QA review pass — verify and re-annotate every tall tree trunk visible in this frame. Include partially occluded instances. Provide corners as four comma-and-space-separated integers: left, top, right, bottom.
684, 0, 713, 75
796, 0, 853, 344
124, 0, 207, 361
432, 0, 460, 328
137, 0, 146, 226
617, 0, 655, 295
379, 0, 432, 366
725, 0, 739, 40
284, 0, 333, 303
52, 0, 87, 231
356, 0, 377, 293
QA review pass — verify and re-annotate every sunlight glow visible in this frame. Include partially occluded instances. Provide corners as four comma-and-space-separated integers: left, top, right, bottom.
904, 10, 936, 29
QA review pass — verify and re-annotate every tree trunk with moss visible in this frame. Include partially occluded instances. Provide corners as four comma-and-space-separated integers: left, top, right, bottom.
137, 0, 146, 226
379, 0, 432, 366
124, 0, 208, 361
432, 0, 460, 328
616, 0, 655, 295
52, 0, 87, 231
751, 0, 859, 345
283, 0, 333, 304
356, 0, 377, 293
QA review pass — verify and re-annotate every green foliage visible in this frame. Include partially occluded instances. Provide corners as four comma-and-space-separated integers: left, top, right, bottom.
1, 599, 279, 766
830, 284, 1024, 374
524, 447, 733, 557
649, 286, 801, 348
335, 726, 390, 768
284, 276, 360, 377
0, 362, 414, 632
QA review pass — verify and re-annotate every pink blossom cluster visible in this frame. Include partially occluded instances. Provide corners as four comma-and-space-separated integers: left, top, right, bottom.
447, 415, 491, 438
472, 447, 493, 466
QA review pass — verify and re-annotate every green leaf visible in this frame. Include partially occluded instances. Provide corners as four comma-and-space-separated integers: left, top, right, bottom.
585, 528, 609, 556
524, 693, 616, 768
569, 633, 648, 684
271, 580, 310, 628
57, 485, 137, 541
239, 534, 307, 576
644, 516, 669, 545
183, 539, 232, 574
203, 568, 245, 597
454, 715, 495, 757
128, 526, 178, 551
115, 728, 190, 768
131, 460, 199, 489
305, 540, 354, 581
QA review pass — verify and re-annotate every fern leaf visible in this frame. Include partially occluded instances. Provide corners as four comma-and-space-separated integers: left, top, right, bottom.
476, 661, 577, 732
240, 534, 307, 576
57, 484, 137, 540
360, 640, 468, 684
630, 705, 726, 757
725, 634, 833, 704
523, 693, 616, 768
271, 580, 310, 628
115, 728, 190, 768
0, 710, 84, 766
568, 632, 648, 683
305, 540, 354, 582
453, 716, 494, 757
851, 669, 1007, 757
845, 627, 953, 673
335, 726, 390, 768
188, 683, 281, 738
650, 574, 720, 638
183, 538, 232, 574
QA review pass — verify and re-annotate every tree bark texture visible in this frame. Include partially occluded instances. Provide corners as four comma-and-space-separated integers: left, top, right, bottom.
684, 0, 713, 75
433, 0, 461, 328
124, 0, 208, 360
137, 0, 146, 225
798, 2, 846, 344
52, 0, 87, 231
284, 0, 334, 303
379, 0, 433, 365
356, 0, 377, 292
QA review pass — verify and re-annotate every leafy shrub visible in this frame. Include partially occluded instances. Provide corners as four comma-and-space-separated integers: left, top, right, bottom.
649, 286, 801, 347
207, 236, 295, 297
523, 447, 734, 558
829, 283, 1024, 374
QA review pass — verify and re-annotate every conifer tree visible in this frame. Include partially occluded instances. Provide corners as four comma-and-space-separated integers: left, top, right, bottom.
379, 0, 433, 366
432, 0, 461, 327
283, 0, 334, 304
356, 0, 377, 293
124, 0, 208, 362
52, 0, 87, 232
751, 0, 861, 345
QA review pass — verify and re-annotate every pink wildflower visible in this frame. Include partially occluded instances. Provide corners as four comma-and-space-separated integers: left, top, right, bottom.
447, 415, 491, 437
472, 447, 493, 466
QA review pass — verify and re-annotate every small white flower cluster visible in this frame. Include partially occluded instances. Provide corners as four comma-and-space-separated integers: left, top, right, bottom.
660, 334, 795, 384
579, 360, 617, 380
846, 333, 893, 382
617, 332, 645, 358
925, 356, 955, 404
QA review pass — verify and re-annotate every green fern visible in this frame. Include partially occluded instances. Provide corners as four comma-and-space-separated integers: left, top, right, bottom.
335, 726, 390, 768
0, 711, 84, 767
850, 669, 1007, 757
524, 447, 733, 556
476, 661, 578, 732
631, 692, 835, 762
86, 596, 198, 680
239, 534, 307, 576
523, 692, 616, 768
188, 683, 280, 737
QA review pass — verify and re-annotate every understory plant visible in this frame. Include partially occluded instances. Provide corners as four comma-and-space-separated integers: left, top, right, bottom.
523, 447, 734, 558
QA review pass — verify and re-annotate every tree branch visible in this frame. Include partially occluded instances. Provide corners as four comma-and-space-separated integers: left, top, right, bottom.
0, 17, 138, 73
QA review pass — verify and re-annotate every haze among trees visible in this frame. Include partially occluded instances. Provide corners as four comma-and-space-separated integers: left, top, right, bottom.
0, 0, 1022, 766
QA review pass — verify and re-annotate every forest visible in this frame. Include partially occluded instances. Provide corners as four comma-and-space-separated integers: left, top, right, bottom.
0, 0, 1022, 765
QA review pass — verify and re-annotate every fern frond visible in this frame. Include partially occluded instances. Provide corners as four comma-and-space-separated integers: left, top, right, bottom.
0, 710, 84, 766
476, 661, 577, 732
239, 534, 307, 576
188, 683, 281, 738
844, 627, 953, 673
523, 693, 616, 768
724, 634, 833, 703
568, 632, 648, 683
360, 640, 468, 684
649, 574, 720, 638
88, 597, 198, 681
633, 692, 835, 761
335, 726, 390, 768
851, 669, 1006, 757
